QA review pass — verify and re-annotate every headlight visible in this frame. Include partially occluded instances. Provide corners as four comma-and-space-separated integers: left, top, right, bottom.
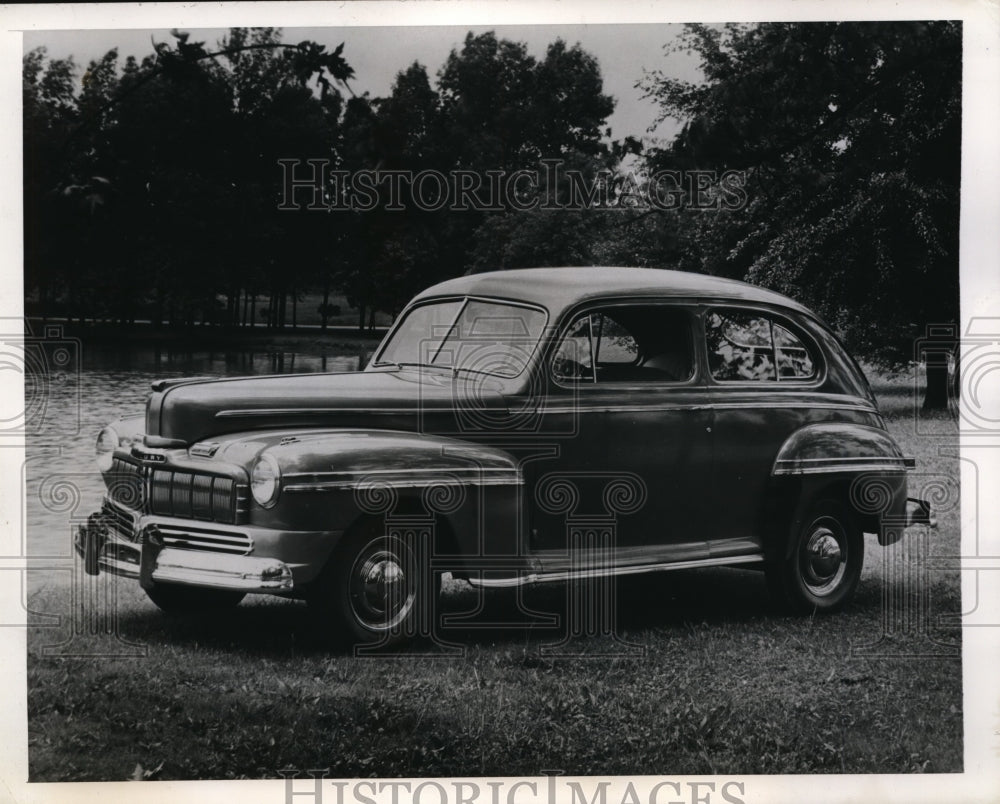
250, 453, 281, 508
95, 426, 119, 472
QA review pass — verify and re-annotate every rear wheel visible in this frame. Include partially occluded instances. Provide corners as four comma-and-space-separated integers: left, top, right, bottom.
145, 584, 245, 615
767, 499, 863, 613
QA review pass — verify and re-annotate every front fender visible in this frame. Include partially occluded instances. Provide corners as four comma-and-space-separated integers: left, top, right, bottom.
214, 429, 523, 566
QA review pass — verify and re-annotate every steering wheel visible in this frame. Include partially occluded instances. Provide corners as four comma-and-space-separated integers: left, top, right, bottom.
553, 356, 590, 380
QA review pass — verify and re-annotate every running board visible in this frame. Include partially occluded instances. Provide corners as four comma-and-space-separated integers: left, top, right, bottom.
466, 553, 766, 588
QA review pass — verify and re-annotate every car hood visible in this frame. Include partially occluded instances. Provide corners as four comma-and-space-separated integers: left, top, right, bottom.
146, 369, 509, 444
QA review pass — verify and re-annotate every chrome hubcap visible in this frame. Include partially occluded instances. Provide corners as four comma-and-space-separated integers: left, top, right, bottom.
349, 539, 416, 630
801, 523, 846, 595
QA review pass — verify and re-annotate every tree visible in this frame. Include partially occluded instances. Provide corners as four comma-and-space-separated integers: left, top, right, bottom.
332, 34, 619, 321
641, 22, 961, 408
367, 64, 447, 315
24, 28, 624, 331
23, 48, 80, 320
438, 33, 614, 169
434, 32, 616, 276
23, 29, 355, 330
211, 28, 347, 329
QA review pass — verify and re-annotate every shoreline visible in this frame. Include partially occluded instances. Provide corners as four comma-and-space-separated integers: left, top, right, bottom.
29, 319, 389, 353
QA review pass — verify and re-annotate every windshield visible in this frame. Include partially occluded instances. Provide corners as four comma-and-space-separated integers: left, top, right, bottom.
373, 298, 548, 378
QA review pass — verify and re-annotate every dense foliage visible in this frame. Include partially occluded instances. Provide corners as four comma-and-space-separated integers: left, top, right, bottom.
640, 22, 961, 404
24, 23, 961, 405
23, 28, 618, 330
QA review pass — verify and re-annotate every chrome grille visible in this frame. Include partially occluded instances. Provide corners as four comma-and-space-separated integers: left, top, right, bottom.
108, 458, 243, 524
150, 469, 172, 511
154, 524, 253, 555
100, 498, 139, 542
108, 458, 144, 509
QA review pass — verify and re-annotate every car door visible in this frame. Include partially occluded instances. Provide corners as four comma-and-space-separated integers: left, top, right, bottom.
704, 305, 824, 557
518, 301, 714, 572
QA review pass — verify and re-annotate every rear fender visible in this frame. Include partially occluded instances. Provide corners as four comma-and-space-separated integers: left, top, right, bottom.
771, 422, 911, 476
770, 423, 912, 552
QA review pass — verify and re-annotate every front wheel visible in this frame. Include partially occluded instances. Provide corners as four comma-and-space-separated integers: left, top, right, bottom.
767, 499, 863, 613
308, 522, 438, 646
145, 584, 246, 615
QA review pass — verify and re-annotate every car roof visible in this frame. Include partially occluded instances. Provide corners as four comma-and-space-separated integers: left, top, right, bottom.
411, 266, 813, 319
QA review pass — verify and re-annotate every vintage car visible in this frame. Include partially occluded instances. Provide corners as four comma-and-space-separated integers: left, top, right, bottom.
77, 267, 932, 644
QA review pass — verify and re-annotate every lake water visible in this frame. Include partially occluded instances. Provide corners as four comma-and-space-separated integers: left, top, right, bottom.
23, 342, 372, 561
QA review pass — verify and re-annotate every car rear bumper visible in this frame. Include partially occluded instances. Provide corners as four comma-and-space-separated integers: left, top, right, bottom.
876, 496, 935, 546
905, 497, 936, 529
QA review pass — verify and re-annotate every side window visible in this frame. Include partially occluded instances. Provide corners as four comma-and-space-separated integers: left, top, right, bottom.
551, 315, 596, 381
773, 322, 816, 378
706, 310, 816, 382
594, 315, 639, 365
552, 306, 694, 383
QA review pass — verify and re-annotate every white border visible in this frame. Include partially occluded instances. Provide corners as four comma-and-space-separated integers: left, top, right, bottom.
2, 3, 998, 803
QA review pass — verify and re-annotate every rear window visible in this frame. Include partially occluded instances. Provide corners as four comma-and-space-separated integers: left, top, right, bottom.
706, 310, 817, 382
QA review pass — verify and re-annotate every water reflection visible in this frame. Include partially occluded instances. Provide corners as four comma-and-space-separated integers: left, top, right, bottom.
27, 342, 373, 560
83, 342, 373, 377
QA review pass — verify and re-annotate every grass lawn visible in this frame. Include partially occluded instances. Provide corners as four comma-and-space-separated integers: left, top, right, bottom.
25, 369, 962, 780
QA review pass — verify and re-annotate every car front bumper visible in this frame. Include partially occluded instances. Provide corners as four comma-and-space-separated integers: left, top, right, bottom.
74, 501, 340, 594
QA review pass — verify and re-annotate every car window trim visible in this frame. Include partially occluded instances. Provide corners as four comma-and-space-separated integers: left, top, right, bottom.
429, 298, 468, 366
701, 303, 826, 388
372, 294, 550, 379
549, 298, 702, 389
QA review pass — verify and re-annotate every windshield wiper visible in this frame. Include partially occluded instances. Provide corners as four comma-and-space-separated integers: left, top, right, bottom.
373, 360, 429, 370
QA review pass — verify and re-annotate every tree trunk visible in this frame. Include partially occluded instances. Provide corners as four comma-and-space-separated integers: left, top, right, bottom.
923, 351, 951, 410
357, 302, 366, 333
321, 283, 330, 331
952, 346, 961, 403
39, 277, 48, 324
